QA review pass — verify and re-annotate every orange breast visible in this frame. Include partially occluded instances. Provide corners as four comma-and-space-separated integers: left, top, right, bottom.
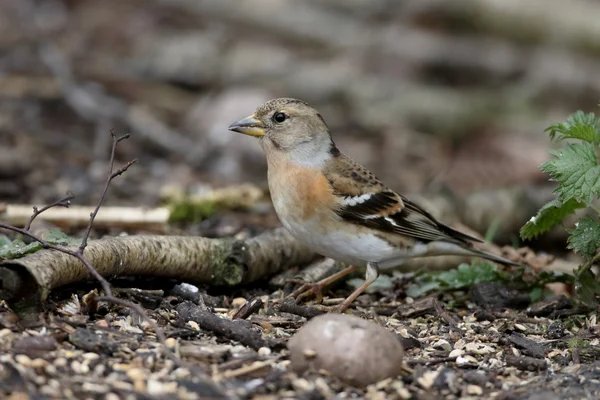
268, 158, 336, 222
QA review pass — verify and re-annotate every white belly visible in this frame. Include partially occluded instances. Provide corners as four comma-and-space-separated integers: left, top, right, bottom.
281, 217, 406, 266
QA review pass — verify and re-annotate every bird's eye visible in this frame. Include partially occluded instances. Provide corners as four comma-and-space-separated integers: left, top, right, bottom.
272, 112, 287, 123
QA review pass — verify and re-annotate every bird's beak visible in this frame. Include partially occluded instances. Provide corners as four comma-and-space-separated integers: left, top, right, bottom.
228, 115, 265, 137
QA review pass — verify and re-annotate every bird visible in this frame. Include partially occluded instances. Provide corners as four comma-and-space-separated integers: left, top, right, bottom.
228, 98, 520, 312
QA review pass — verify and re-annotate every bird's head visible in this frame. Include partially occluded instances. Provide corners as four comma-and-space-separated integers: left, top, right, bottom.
228, 98, 338, 166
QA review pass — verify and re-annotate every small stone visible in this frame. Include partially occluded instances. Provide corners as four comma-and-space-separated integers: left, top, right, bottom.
95, 320, 109, 328
165, 338, 177, 349
0, 329, 12, 338
288, 313, 404, 387
44, 364, 57, 375
546, 321, 566, 339
431, 339, 452, 352
466, 384, 483, 395
257, 347, 271, 357
231, 297, 247, 308
71, 360, 83, 374
465, 342, 494, 355
147, 379, 177, 395
14, 354, 32, 367
514, 323, 527, 332
127, 368, 146, 381
187, 321, 200, 331
449, 349, 464, 358
82, 352, 100, 361
30, 358, 48, 369
456, 355, 478, 367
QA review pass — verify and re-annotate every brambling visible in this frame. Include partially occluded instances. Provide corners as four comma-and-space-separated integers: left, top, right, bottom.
229, 98, 520, 312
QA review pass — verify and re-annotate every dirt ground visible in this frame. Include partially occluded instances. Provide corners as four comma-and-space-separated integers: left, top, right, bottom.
1, 1, 600, 399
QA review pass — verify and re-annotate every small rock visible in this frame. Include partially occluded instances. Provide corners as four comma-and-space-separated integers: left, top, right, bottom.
287, 314, 404, 387
258, 347, 271, 357
456, 355, 478, 367
431, 339, 452, 352
546, 321, 566, 339
170, 283, 200, 302
449, 349, 464, 358
465, 342, 494, 355
231, 297, 247, 308
466, 384, 483, 396
14, 355, 32, 367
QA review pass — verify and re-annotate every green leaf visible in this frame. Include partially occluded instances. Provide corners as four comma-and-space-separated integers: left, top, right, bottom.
567, 217, 600, 259
406, 262, 501, 298
545, 111, 600, 144
541, 142, 600, 205
0, 239, 42, 259
529, 287, 543, 302
45, 229, 80, 246
520, 198, 583, 240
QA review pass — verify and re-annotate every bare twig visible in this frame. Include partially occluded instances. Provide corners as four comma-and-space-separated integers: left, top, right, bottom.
23, 193, 74, 231
79, 131, 136, 253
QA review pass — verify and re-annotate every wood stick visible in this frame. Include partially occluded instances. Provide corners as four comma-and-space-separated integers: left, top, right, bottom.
0, 228, 317, 309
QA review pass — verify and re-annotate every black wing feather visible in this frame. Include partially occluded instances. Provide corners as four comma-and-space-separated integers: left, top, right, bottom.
337, 192, 483, 244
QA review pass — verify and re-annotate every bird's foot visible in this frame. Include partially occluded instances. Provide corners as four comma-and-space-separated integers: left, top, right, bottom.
287, 280, 327, 303
286, 264, 360, 304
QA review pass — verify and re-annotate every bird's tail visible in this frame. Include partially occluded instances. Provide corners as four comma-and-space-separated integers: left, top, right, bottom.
467, 248, 522, 266
424, 241, 522, 266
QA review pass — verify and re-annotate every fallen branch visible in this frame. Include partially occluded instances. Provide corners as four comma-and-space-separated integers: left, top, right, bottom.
176, 301, 284, 350
0, 228, 317, 308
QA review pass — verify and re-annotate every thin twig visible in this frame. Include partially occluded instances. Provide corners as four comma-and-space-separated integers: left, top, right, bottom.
79, 130, 135, 253
23, 193, 75, 231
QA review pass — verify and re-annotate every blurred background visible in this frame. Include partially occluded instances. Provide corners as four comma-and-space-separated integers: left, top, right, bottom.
1, 0, 598, 245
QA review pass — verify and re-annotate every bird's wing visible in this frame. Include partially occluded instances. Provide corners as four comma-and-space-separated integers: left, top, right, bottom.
323, 153, 483, 245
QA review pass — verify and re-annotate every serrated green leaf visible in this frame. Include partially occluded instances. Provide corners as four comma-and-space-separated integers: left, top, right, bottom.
567, 217, 600, 259
545, 110, 600, 144
0, 239, 42, 259
541, 142, 600, 205
520, 198, 583, 240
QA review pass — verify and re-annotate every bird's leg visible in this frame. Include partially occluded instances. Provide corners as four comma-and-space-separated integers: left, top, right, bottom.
288, 264, 360, 303
334, 262, 379, 313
